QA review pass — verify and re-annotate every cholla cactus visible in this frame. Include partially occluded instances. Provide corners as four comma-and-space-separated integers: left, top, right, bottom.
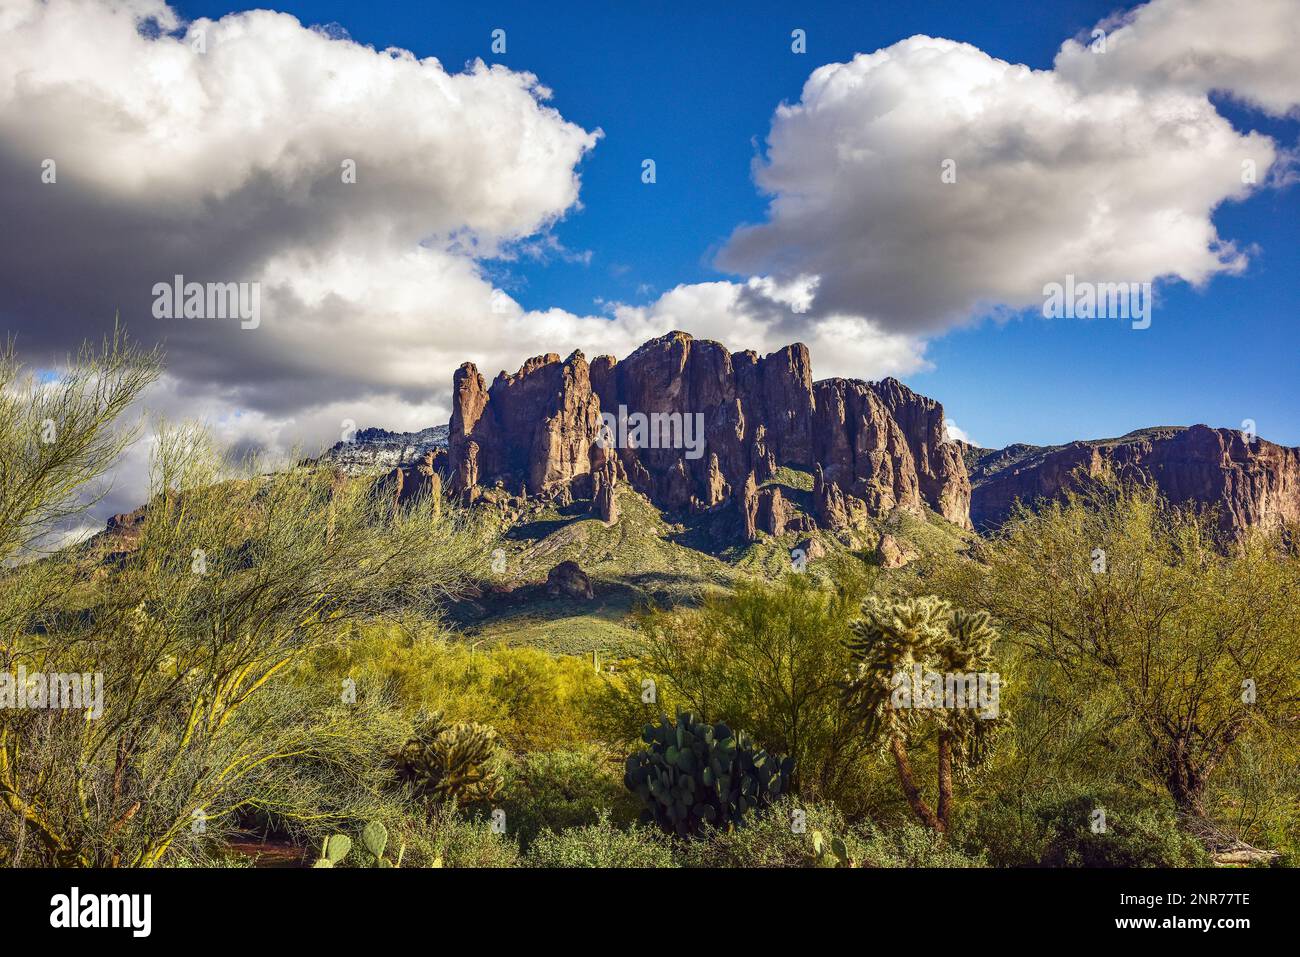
395, 712, 502, 808
844, 595, 953, 741
843, 595, 1004, 833
936, 607, 1000, 774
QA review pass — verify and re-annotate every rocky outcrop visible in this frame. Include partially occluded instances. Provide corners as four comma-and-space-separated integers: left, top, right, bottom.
448, 332, 972, 537
793, 537, 827, 563
546, 560, 594, 600
317, 425, 449, 475
875, 533, 917, 569
590, 440, 620, 525
755, 485, 790, 537
810, 377, 970, 528
450, 351, 604, 502
377, 449, 446, 515
969, 426, 1300, 538
106, 504, 149, 540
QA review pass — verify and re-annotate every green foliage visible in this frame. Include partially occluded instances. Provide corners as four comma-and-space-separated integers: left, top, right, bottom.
957, 782, 1216, 868
624, 711, 793, 838
673, 799, 846, 868
0, 327, 161, 563
809, 830, 850, 868
311, 820, 404, 868
400, 802, 521, 868
1033, 793, 1209, 868
842, 594, 1004, 832
395, 712, 503, 809
852, 819, 986, 868
304, 629, 604, 753
844, 594, 1001, 763
525, 813, 675, 868
1205, 733, 1300, 861
1, 333, 483, 867
6, 337, 1287, 871
620, 572, 878, 814
361, 821, 387, 859
313, 834, 352, 868
930, 475, 1300, 820
499, 749, 638, 850
359, 820, 404, 867
672, 798, 983, 868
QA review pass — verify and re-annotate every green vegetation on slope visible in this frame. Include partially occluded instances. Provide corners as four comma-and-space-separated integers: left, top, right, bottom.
3, 336, 1296, 871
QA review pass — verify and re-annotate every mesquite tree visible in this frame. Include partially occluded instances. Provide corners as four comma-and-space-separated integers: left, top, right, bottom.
933, 477, 1300, 818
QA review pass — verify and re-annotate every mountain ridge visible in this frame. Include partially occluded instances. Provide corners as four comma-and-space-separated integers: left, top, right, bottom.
963, 425, 1300, 536
318, 334, 1300, 542
445, 331, 971, 541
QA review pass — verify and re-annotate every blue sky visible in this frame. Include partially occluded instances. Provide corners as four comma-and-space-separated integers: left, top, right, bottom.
8, 0, 1297, 452
190, 0, 1295, 451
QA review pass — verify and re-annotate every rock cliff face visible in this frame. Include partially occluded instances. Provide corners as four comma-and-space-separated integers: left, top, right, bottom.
376, 449, 446, 515
448, 331, 971, 537
968, 426, 1300, 537
96, 336, 1300, 552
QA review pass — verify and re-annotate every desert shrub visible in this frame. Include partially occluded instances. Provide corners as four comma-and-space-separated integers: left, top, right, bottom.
526, 813, 675, 868
192, 688, 415, 859
399, 801, 522, 868
499, 748, 637, 850
673, 798, 848, 868
1031, 791, 1209, 868
303, 630, 602, 752
854, 819, 986, 867
931, 477, 1300, 820
675, 798, 985, 868
1202, 731, 1300, 860
956, 794, 1053, 868
958, 784, 1208, 868
0, 334, 484, 865
0, 329, 160, 564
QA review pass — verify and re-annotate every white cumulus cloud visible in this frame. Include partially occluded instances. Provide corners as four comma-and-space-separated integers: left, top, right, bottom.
718, 0, 1296, 333
2, 0, 1297, 532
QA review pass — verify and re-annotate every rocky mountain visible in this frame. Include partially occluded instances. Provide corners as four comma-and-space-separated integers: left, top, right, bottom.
318, 425, 449, 475
303, 334, 1300, 546
446, 331, 970, 539
965, 426, 1300, 537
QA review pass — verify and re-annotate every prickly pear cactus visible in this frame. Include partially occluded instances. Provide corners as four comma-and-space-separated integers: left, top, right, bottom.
312, 822, 403, 868
313, 833, 352, 867
361, 821, 387, 859
810, 830, 851, 868
623, 711, 793, 838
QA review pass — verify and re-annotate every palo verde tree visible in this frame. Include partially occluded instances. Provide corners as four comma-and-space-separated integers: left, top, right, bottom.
0, 330, 161, 865
618, 567, 877, 810
0, 336, 487, 867
842, 595, 1004, 833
